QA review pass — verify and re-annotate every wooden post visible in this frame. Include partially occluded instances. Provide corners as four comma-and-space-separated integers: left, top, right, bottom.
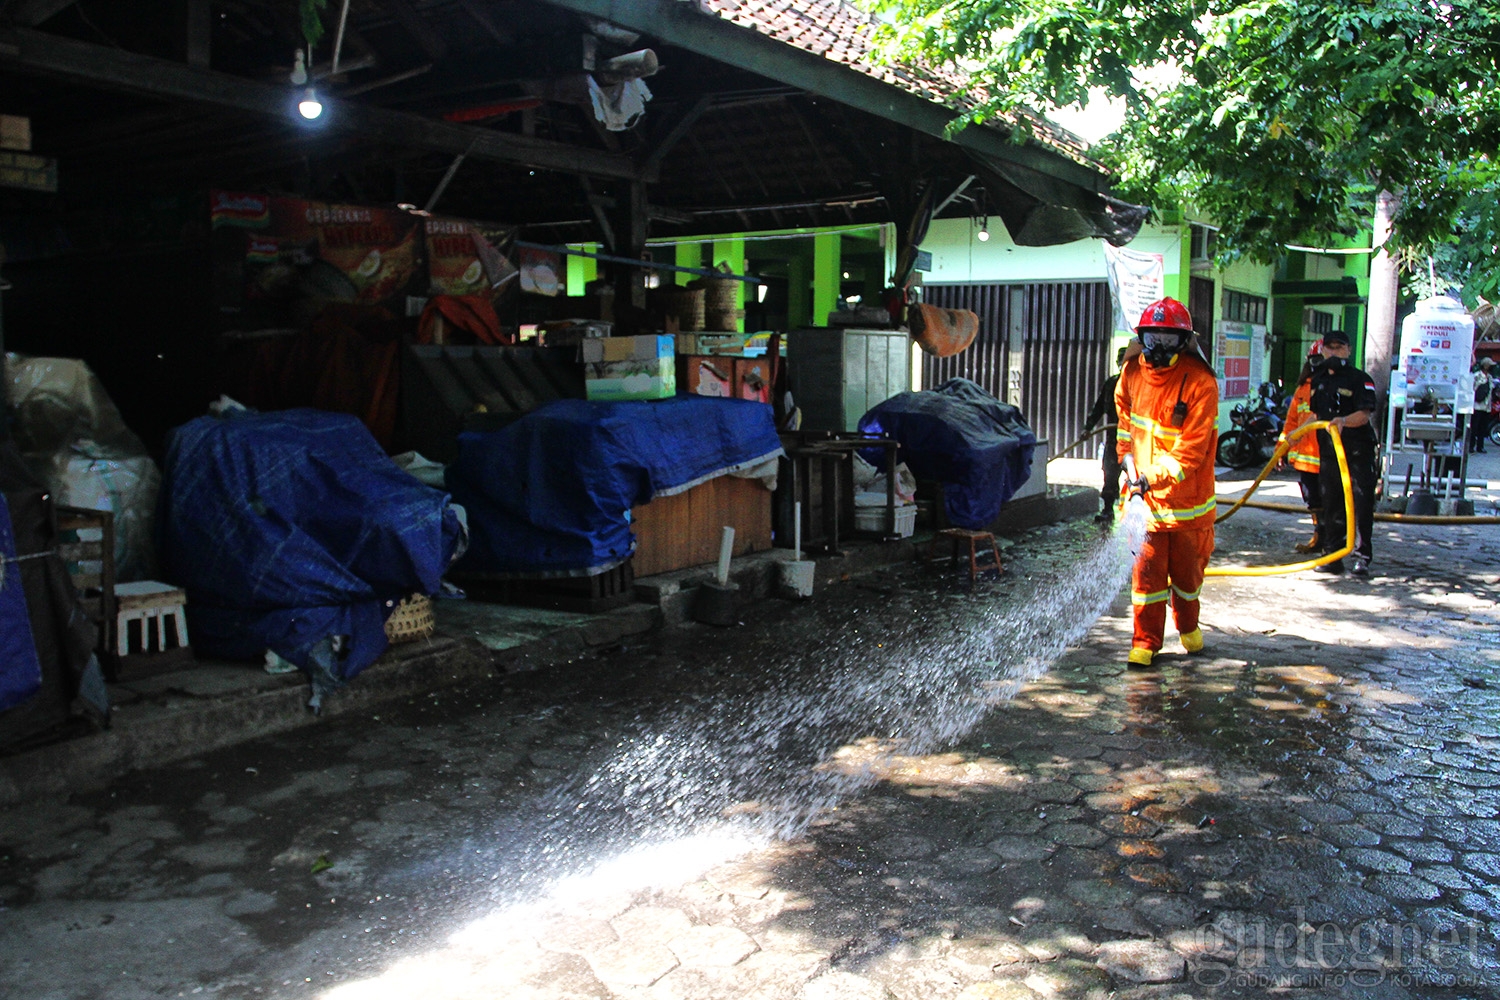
605, 180, 649, 315
786, 250, 812, 329
186, 0, 211, 69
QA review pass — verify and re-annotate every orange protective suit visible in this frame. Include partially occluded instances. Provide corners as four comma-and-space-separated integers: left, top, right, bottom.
1278, 379, 1321, 474
1115, 352, 1220, 653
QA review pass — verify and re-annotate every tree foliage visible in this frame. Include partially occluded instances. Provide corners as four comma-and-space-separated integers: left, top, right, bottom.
300, 0, 329, 49
869, 0, 1500, 301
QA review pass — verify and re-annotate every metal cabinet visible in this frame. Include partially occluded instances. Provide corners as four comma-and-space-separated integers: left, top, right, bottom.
787, 328, 912, 432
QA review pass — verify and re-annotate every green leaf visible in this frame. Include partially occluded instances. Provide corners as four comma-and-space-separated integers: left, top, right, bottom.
300, 0, 328, 49
311, 854, 333, 875
864, 0, 1500, 294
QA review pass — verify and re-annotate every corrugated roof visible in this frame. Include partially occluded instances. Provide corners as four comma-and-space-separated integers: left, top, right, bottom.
693, 0, 1099, 169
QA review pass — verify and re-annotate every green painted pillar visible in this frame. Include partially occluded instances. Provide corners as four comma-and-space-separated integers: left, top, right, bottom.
1168, 226, 1192, 303
674, 241, 699, 287
1345, 243, 1373, 368
812, 232, 841, 328
787, 249, 812, 329
566, 245, 597, 296
712, 237, 746, 331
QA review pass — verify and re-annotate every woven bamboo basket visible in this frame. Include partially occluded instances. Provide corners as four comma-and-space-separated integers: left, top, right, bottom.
384, 593, 435, 644
689, 276, 743, 331
655, 287, 705, 331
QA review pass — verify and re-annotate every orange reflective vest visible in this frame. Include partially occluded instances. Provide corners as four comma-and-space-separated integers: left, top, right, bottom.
1277, 380, 1321, 473
1115, 353, 1220, 531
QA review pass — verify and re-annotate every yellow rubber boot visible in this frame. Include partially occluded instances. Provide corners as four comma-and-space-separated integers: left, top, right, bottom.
1181, 628, 1204, 653
1127, 647, 1154, 667
1294, 513, 1320, 553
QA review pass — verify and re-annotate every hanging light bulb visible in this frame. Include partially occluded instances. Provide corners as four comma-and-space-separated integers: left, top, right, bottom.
977, 216, 990, 242
298, 88, 323, 120
289, 49, 309, 86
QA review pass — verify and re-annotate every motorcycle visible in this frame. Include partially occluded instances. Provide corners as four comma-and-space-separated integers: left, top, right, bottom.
1217, 381, 1284, 469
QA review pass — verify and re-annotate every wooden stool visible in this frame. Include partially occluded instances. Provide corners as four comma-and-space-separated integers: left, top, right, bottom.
114, 581, 190, 657
928, 528, 1004, 582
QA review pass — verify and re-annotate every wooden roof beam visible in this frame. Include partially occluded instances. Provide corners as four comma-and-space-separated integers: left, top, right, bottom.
455, 0, 516, 46
641, 92, 712, 180
542, 0, 1109, 193
0, 25, 642, 180
7, 0, 76, 28
380, 0, 450, 61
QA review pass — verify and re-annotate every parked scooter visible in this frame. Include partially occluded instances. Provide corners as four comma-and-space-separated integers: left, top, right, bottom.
1217, 381, 1284, 469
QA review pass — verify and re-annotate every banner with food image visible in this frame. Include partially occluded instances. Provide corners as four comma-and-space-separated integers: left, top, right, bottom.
425, 217, 518, 300
519, 245, 562, 297
211, 191, 427, 329
306, 201, 424, 307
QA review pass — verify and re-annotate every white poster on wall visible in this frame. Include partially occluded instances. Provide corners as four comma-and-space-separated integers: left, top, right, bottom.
1103, 243, 1166, 337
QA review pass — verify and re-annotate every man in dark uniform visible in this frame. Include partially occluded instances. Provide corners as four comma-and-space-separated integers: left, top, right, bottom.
1309, 330, 1378, 576
1085, 345, 1131, 523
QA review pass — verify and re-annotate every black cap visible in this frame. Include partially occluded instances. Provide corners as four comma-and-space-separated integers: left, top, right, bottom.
1323, 329, 1351, 347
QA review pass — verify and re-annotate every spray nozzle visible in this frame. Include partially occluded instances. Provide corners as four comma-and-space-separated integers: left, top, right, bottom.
1123, 454, 1148, 500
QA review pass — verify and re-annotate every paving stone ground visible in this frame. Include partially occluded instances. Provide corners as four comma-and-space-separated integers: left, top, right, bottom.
2, 471, 1499, 1000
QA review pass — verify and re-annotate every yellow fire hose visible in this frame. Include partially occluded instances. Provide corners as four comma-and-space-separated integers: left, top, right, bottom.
1221, 498, 1500, 525
1213, 418, 1500, 526
1202, 420, 1354, 576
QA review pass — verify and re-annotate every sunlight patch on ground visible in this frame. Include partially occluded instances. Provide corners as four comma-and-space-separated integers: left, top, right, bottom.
320, 831, 763, 1000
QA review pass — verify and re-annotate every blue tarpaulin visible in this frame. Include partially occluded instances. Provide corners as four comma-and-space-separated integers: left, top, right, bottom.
161, 409, 462, 693
0, 493, 42, 713
448, 396, 783, 577
858, 379, 1037, 530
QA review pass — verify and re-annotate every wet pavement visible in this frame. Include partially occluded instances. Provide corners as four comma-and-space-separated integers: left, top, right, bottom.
2, 484, 1500, 1000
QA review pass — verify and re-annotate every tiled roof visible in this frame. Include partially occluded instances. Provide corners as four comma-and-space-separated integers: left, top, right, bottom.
693, 0, 1098, 168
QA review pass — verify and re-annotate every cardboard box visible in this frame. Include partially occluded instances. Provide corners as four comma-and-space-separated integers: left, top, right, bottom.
1, 115, 31, 152
681, 355, 735, 397
675, 333, 744, 355
680, 354, 772, 403
582, 334, 674, 364
734, 357, 772, 403
542, 319, 611, 348
585, 357, 676, 401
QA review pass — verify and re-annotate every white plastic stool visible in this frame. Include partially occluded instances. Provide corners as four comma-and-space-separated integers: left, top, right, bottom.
113, 581, 189, 657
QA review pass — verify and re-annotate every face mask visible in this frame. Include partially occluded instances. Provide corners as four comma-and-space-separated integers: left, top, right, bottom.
1141, 331, 1183, 368
1323, 355, 1347, 369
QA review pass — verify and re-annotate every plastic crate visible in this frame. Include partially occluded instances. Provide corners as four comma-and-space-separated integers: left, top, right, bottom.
854, 503, 917, 537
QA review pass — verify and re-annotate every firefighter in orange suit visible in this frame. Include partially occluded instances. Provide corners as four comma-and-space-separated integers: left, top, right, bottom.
1115, 297, 1220, 667
1277, 341, 1324, 552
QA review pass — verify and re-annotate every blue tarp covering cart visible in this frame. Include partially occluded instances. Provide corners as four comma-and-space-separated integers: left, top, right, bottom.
448, 396, 784, 577
0, 492, 43, 713
161, 409, 463, 703
858, 378, 1037, 530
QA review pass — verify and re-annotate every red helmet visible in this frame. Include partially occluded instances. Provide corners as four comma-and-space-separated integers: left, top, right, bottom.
1308, 338, 1324, 357
1136, 297, 1194, 333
